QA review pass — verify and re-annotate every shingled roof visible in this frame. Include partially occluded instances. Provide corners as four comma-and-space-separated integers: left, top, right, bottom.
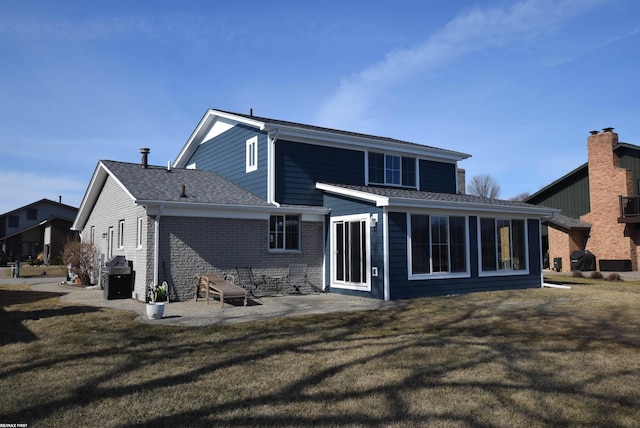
316, 182, 559, 217
102, 160, 271, 206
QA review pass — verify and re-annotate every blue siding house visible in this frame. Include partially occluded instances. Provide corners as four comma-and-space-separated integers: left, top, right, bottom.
168, 109, 558, 301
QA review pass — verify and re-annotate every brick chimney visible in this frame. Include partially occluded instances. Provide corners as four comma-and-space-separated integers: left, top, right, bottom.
581, 127, 634, 263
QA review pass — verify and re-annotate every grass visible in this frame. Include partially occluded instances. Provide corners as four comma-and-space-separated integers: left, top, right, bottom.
1, 280, 640, 427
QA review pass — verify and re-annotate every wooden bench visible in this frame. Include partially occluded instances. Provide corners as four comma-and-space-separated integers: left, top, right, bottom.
195, 273, 248, 308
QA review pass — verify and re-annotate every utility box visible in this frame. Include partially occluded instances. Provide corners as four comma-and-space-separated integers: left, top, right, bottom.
553, 257, 562, 272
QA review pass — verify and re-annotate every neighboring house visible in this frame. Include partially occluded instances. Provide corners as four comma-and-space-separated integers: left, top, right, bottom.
73, 109, 556, 301
526, 128, 640, 272
0, 198, 78, 265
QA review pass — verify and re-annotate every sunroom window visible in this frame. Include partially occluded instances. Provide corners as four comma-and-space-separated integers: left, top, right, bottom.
410, 214, 467, 276
480, 218, 527, 272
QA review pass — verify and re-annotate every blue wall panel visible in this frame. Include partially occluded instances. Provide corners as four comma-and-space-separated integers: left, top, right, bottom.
420, 160, 457, 193
276, 140, 364, 206
187, 124, 268, 199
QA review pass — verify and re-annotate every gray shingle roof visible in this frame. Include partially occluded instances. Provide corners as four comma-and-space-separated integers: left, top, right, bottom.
546, 212, 591, 230
319, 182, 542, 209
217, 109, 468, 156
102, 160, 271, 206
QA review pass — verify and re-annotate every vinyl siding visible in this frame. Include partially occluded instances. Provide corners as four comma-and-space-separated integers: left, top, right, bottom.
419, 160, 457, 193
276, 140, 364, 206
187, 124, 268, 199
81, 176, 149, 300
527, 167, 590, 218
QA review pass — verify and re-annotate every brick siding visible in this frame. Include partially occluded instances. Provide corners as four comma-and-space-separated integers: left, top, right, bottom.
580, 131, 636, 269
158, 216, 325, 300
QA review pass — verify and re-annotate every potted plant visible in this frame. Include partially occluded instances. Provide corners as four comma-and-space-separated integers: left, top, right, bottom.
146, 281, 168, 320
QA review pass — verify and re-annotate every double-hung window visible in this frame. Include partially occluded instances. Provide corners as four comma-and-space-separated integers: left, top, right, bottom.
480, 218, 527, 273
269, 215, 300, 251
369, 152, 416, 187
409, 214, 467, 277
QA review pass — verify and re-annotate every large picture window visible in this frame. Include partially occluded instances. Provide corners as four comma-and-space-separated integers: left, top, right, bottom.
269, 215, 300, 251
410, 214, 467, 276
369, 152, 416, 187
480, 218, 527, 272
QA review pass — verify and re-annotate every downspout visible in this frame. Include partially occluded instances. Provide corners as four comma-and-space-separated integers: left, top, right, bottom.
153, 205, 164, 286
267, 129, 280, 207
383, 208, 390, 301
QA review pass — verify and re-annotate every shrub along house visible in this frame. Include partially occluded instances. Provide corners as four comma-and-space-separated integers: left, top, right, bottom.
73, 109, 557, 301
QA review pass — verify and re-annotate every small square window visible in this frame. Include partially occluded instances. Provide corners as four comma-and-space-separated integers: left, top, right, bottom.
27, 209, 38, 221
8, 215, 19, 228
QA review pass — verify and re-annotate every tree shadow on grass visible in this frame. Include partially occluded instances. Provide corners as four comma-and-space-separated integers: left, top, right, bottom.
2, 288, 640, 427
0, 288, 102, 346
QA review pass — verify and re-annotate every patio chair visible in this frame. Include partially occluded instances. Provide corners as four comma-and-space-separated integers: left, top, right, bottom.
235, 267, 266, 296
194, 273, 247, 308
286, 264, 308, 294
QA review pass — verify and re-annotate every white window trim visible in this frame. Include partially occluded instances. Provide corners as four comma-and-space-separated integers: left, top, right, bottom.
477, 217, 530, 277
108, 227, 114, 259
330, 214, 372, 291
268, 214, 301, 252
246, 136, 258, 173
407, 213, 471, 280
136, 217, 143, 249
118, 220, 125, 249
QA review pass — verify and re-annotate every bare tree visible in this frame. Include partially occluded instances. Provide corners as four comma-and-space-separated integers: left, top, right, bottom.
509, 192, 531, 202
468, 174, 501, 199
62, 238, 97, 285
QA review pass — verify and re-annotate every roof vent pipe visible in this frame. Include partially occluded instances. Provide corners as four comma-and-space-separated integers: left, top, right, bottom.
140, 147, 150, 168
250, 108, 253, 117
180, 184, 187, 198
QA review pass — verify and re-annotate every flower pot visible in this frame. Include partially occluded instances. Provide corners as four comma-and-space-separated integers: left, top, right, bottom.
146, 302, 165, 320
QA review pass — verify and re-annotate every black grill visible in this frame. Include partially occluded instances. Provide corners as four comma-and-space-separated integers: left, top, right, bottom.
102, 256, 134, 300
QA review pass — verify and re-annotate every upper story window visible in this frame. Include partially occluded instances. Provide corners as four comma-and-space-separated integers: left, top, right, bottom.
136, 217, 144, 249
369, 152, 416, 187
27, 209, 38, 221
479, 218, 527, 273
8, 215, 19, 228
246, 136, 258, 173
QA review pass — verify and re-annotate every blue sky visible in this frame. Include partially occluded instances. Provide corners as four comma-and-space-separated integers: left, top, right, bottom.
1, 0, 639, 214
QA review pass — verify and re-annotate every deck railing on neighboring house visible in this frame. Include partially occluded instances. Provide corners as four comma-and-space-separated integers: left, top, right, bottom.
619, 196, 640, 222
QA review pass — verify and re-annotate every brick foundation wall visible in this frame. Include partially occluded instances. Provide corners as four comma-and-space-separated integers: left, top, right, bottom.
580, 130, 635, 269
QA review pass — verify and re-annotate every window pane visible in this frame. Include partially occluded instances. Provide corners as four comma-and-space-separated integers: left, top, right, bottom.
386, 155, 401, 185
336, 223, 344, 281
512, 220, 526, 270
449, 216, 467, 272
402, 157, 416, 187
431, 216, 449, 273
285, 215, 300, 250
411, 215, 430, 274
27, 209, 38, 221
480, 218, 497, 271
497, 219, 511, 270
350, 222, 362, 283
369, 152, 384, 183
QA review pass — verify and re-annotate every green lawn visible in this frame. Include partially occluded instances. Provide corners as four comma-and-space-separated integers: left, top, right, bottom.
1, 280, 639, 427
